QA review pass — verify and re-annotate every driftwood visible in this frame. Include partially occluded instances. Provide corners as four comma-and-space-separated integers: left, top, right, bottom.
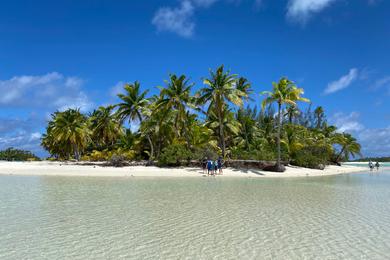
76, 159, 288, 170
176, 159, 288, 170
75, 160, 146, 167
224, 160, 288, 170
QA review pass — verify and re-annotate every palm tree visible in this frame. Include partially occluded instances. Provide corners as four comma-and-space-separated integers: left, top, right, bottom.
116, 81, 155, 160
261, 78, 310, 171
89, 105, 124, 149
41, 119, 65, 159
48, 109, 90, 160
334, 133, 362, 162
314, 106, 325, 129
140, 95, 176, 158
198, 65, 248, 157
282, 124, 306, 160
205, 106, 242, 156
236, 106, 257, 149
39, 67, 362, 168
236, 77, 253, 102
117, 129, 136, 151
285, 105, 300, 124
155, 74, 194, 143
257, 104, 276, 145
185, 112, 214, 148
322, 124, 337, 138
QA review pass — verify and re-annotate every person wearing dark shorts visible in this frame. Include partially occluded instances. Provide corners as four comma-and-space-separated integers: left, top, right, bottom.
202, 157, 207, 174
214, 160, 218, 175
217, 157, 223, 175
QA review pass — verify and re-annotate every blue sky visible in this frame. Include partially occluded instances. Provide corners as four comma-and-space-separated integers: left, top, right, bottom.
0, 0, 389, 157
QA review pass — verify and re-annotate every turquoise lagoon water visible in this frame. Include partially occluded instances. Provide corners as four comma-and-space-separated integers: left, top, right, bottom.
1, 171, 390, 259
344, 162, 390, 168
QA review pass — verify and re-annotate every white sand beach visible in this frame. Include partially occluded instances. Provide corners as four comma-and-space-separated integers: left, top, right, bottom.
0, 161, 367, 178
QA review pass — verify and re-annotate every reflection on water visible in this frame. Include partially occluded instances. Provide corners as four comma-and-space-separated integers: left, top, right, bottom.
1, 172, 390, 259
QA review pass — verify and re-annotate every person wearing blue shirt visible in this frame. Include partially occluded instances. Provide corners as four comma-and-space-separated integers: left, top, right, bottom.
207, 159, 213, 176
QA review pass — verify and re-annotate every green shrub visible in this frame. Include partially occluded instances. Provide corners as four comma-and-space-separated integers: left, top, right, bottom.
87, 150, 111, 161
114, 149, 136, 161
158, 144, 193, 166
80, 155, 91, 161
291, 145, 329, 169
230, 144, 278, 161
192, 146, 219, 161
27, 157, 40, 161
0, 147, 40, 161
82, 148, 136, 162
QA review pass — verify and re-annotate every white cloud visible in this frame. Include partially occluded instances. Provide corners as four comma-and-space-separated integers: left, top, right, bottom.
98, 81, 125, 108
371, 76, 390, 91
0, 72, 61, 105
358, 126, 390, 157
54, 93, 91, 112
110, 81, 125, 98
0, 72, 93, 111
192, 0, 220, 7
0, 130, 45, 156
0, 116, 39, 135
0, 72, 94, 157
151, 0, 241, 37
330, 112, 390, 157
287, 0, 338, 24
324, 68, 358, 95
152, 1, 195, 38
331, 112, 364, 133
0, 114, 49, 156
30, 132, 42, 141
153, 0, 369, 35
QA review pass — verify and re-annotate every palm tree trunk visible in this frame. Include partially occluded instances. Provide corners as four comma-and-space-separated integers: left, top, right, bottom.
242, 120, 249, 149
276, 102, 282, 168
174, 116, 180, 138
335, 146, 346, 162
316, 115, 321, 129
217, 105, 225, 158
73, 143, 80, 161
182, 123, 191, 149
136, 112, 154, 161
157, 139, 161, 158
146, 135, 154, 160
245, 131, 249, 150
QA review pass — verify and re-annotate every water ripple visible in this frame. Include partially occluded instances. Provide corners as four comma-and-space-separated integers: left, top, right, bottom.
1, 173, 390, 259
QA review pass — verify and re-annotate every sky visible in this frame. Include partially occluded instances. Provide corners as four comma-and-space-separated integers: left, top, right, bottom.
0, 0, 389, 157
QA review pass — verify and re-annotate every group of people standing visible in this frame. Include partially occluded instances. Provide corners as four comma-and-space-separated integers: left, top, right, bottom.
369, 160, 380, 171
202, 157, 224, 176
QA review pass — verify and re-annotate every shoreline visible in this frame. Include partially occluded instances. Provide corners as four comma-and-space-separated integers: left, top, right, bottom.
0, 161, 368, 178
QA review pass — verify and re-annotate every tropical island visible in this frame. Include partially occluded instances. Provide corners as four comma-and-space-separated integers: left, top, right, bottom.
0, 66, 365, 177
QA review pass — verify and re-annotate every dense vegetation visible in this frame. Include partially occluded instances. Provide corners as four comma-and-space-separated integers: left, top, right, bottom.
41, 65, 362, 171
0, 148, 40, 161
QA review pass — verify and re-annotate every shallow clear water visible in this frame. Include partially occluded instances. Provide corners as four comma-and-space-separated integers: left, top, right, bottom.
1, 172, 390, 259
